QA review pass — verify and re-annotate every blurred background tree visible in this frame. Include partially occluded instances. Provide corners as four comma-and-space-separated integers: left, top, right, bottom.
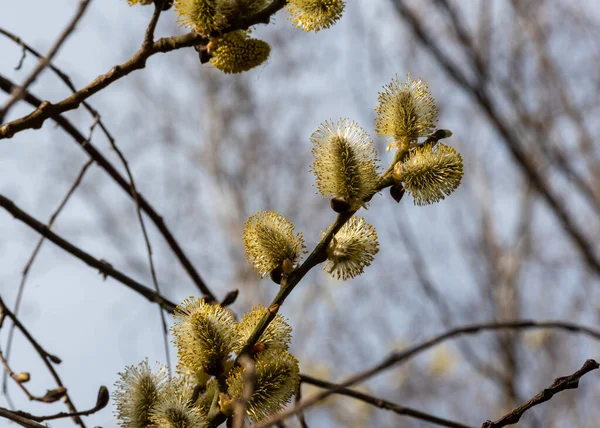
0, 0, 599, 426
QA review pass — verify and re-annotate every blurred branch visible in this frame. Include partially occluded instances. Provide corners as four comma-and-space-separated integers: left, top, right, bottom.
0, 73, 216, 301
232, 355, 256, 428
300, 374, 473, 428
0, 0, 288, 139
105, 122, 172, 373
390, 0, 600, 277
0, 194, 177, 312
0, 0, 91, 122
257, 320, 600, 427
481, 359, 599, 428
294, 383, 309, 428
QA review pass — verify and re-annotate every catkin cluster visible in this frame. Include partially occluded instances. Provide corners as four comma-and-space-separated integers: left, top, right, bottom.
113, 300, 299, 426
243, 74, 463, 283
125, 0, 347, 73
117, 4, 465, 426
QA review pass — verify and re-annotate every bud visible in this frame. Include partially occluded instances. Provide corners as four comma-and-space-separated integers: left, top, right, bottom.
209, 31, 271, 74
375, 74, 438, 151
399, 143, 463, 206
227, 349, 300, 422
175, 0, 226, 35
125, 0, 154, 5
13, 372, 30, 383
233, 305, 292, 354
154, 0, 173, 10
330, 197, 352, 213
150, 377, 204, 428
390, 183, 405, 203
41, 386, 67, 403
113, 360, 167, 427
95, 386, 110, 410
220, 289, 239, 307
243, 211, 306, 278
323, 217, 379, 280
311, 118, 380, 210
172, 298, 238, 376
286, 0, 346, 32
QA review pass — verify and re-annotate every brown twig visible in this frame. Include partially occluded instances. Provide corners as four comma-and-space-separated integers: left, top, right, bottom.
481, 359, 599, 427
0, 72, 215, 301
0, 0, 91, 122
9, 385, 109, 422
0, 194, 177, 312
94, 3, 173, 353
390, 0, 600, 278
0, 407, 47, 428
0, 0, 288, 140
300, 374, 473, 428
3, 159, 94, 398
257, 320, 600, 427
294, 383, 309, 428
0, 297, 85, 427
0, 350, 41, 402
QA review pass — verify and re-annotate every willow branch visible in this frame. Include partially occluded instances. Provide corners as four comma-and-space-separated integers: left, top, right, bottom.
3, 159, 93, 398
0, 194, 177, 312
481, 359, 599, 427
0, 0, 91, 122
0, 408, 47, 428
301, 374, 473, 428
9, 385, 109, 422
0, 0, 288, 139
390, 0, 600, 277
0, 297, 84, 427
257, 320, 600, 427
0, 73, 215, 301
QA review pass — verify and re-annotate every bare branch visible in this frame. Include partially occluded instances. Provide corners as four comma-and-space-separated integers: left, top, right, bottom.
0, 0, 288, 139
0, 0, 91, 122
3, 159, 94, 399
257, 320, 600, 427
0, 73, 216, 301
0, 297, 85, 426
301, 374, 473, 428
10, 385, 109, 422
389, 0, 600, 277
0, 407, 47, 428
0, 194, 177, 312
481, 359, 599, 427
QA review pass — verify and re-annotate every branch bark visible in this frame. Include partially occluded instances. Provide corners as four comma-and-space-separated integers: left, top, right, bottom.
0, 194, 177, 312
481, 359, 599, 427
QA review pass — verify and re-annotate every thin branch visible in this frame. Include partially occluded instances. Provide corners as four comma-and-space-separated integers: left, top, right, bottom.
3, 159, 93, 398
10, 385, 109, 422
256, 320, 600, 427
0, 407, 47, 428
0, 0, 288, 139
481, 359, 599, 427
0, 0, 91, 122
389, 0, 600, 277
0, 297, 85, 427
300, 375, 473, 428
0, 350, 41, 402
0, 194, 177, 312
106, 120, 172, 373
294, 383, 309, 428
0, 73, 216, 301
